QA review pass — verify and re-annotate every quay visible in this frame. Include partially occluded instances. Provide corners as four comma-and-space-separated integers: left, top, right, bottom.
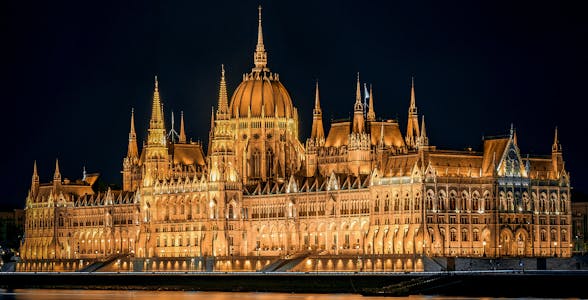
2, 270, 588, 298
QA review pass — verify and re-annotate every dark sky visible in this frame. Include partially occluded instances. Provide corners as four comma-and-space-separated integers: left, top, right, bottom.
2, 0, 587, 209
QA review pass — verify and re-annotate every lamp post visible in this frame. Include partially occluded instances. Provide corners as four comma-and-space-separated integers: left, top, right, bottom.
553, 241, 557, 257
482, 241, 487, 257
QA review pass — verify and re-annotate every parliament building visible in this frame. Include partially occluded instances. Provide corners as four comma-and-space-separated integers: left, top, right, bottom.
19, 8, 572, 272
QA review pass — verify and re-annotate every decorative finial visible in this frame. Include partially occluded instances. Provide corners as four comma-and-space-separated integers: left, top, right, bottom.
155, 75, 159, 91
253, 5, 268, 71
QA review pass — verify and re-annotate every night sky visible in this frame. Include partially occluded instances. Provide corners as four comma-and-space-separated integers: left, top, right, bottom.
2, 1, 587, 209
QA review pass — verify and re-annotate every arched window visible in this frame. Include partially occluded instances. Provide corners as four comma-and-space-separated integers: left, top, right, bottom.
540, 193, 547, 212
228, 204, 234, 219
499, 191, 506, 211
460, 191, 469, 211
393, 192, 400, 211
523, 192, 530, 211
484, 191, 491, 210
449, 190, 457, 211
438, 190, 446, 211
507, 191, 514, 211
252, 149, 261, 178
472, 191, 480, 211
550, 193, 557, 213
560, 193, 567, 213
426, 190, 435, 210
403, 192, 410, 210
266, 148, 274, 178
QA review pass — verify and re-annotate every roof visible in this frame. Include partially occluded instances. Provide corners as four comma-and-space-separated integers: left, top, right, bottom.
172, 143, 205, 166
229, 76, 294, 118
325, 121, 350, 147
481, 138, 509, 176
369, 121, 405, 148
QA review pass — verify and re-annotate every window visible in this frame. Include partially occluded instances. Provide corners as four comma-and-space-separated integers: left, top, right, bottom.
461, 230, 468, 242
473, 230, 479, 242
450, 230, 457, 242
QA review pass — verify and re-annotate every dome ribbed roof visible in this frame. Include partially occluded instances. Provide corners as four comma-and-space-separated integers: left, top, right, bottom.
230, 75, 294, 118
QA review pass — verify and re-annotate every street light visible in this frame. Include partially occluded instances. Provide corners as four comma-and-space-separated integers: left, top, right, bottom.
553, 241, 558, 257
482, 241, 487, 257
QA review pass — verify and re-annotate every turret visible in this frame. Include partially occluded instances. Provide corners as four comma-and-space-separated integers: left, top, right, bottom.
143, 76, 170, 183
366, 84, 376, 122
216, 64, 230, 120
418, 115, 428, 148
551, 126, 563, 179
405, 76, 420, 149
53, 158, 61, 188
310, 80, 325, 142
31, 160, 39, 197
352, 73, 365, 134
127, 108, 139, 158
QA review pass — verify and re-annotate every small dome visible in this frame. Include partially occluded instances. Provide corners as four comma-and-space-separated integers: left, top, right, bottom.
230, 74, 294, 118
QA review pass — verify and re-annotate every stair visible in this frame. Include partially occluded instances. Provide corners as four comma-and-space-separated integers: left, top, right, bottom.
259, 252, 312, 272
77, 254, 127, 272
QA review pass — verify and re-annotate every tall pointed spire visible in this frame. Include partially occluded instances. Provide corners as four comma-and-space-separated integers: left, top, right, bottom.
53, 158, 61, 184
552, 126, 561, 152
367, 84, 376, 121
32, 160, 39, 184
149, 76, 165, 130
310, 80, 325, 141
217, 64, 229, 118
147, 76, 167, 147
179, 111, 186, 143
352, 72, 365, 133
354, 72, 362, 110
253, 5, 268, 72
127, 108, 139, 158
405, 75, 420, 149
314, 80, 321, 114
409, 76, 417, 115
419, 115, 428, 147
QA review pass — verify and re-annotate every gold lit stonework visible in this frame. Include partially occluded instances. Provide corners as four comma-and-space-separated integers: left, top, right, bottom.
19, 8, 572, 272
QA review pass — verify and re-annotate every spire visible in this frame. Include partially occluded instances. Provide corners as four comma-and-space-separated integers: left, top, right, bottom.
409, 76, 417, 115
82, 165, 87, 181
32, 160, 39, 184
310, 80, 325, 141
53, 158, 61, 183
314, 80, 321, 114
352, 73, 365, 133
405, 75, 420, 149
179, 111, 186, 143
149, 75, 165, 130
210, 106, 215, 132
354, 72, 363, 111
419, 115, 428, 147
552, 126, 561, 152
253, 5, 268, 72
127, 108, 139, 158
217, 64, 229, 117
367, 84, 376, 121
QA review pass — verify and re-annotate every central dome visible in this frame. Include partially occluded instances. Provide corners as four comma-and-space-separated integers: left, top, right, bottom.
230, 74, 294, 118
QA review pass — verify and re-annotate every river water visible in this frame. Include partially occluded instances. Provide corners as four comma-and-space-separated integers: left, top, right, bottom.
0, 290, 571, 300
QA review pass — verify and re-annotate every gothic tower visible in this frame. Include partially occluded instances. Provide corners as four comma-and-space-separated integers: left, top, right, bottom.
143, 76, 169, 185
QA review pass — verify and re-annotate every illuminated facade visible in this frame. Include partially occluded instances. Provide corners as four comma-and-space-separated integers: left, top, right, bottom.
20, 7, 572, 271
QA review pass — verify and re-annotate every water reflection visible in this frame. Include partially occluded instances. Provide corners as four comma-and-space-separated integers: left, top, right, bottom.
0, 290, 547, 300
